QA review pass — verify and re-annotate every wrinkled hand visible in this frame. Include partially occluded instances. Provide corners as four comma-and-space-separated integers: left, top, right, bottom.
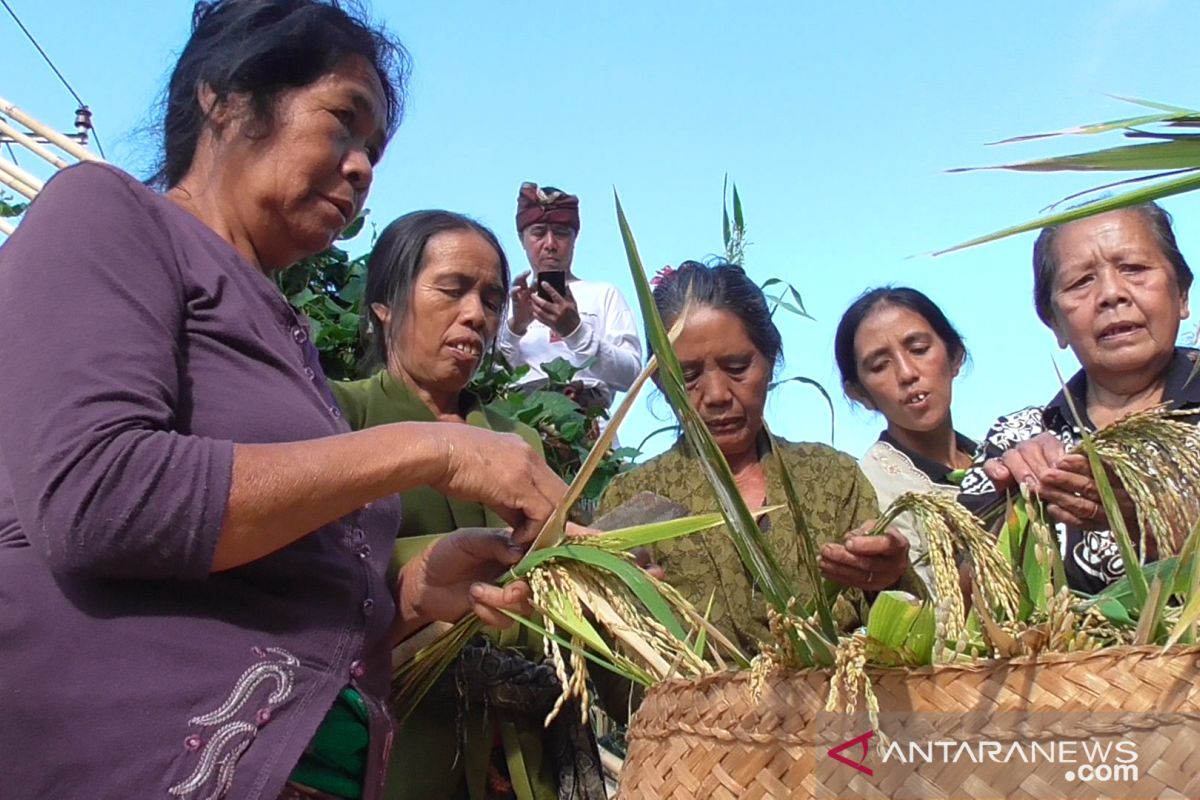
425, 424, 567, 544
508, 271, 535, 336
1037, 453, 1139, 536
531, 282, 580, 338
818, 520, 910, 592
396, 528, 534, 637
982, 432, 1066, 493
983, 434, 1136, 533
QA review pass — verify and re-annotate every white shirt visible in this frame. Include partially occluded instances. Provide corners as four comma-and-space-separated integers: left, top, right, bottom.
497, 277, 642, 407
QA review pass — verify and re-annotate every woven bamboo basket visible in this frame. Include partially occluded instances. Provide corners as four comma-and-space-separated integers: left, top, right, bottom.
618, 645, 1200, 800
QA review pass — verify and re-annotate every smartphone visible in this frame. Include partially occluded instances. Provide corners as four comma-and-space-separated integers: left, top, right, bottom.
536, 270, 568, 301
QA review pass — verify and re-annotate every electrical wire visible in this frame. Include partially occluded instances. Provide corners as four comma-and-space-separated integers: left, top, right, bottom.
0, 0, 107, 158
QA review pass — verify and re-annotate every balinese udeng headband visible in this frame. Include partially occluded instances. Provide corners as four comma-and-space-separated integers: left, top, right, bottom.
516, 182, 580, 233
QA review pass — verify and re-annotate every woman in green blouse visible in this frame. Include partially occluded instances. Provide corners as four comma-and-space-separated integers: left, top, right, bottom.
332, 212, 596, 800
599, 261, 914, 653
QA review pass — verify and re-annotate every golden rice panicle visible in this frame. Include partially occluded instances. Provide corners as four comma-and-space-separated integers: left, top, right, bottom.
1089, 407, 1200, 560
825, 632, 881, 737
748, 651, 776, 702
885, 492, 1021, 656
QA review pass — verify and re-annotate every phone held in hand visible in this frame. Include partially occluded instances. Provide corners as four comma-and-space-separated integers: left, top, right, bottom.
536, 270, 568, 301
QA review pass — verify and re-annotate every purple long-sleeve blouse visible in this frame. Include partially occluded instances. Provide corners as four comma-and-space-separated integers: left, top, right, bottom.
0, 163, 403, 799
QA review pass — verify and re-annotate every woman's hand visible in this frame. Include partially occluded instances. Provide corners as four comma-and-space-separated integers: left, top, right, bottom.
818, 520, 910, 592
982, 432, 1066, 493
394, 528, 534, 640
983, 435, 1137, 534
1036, 453, 1140, 536
424, 424, 567, 544
508, 271, 536, 337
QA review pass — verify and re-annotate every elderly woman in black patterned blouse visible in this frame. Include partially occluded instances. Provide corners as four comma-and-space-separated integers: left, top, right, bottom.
960, 202, 1197, 594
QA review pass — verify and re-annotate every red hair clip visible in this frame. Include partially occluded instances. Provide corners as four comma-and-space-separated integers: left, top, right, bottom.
650, 265, 676, 288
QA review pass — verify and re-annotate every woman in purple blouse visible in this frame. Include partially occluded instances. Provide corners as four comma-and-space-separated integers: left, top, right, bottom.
0, 3, 565, 799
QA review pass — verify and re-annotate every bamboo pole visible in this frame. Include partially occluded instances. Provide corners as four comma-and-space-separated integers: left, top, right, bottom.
0, 217, 15, 235
0, 162, 39, 199
0, 118, 70, 170
0, 156, 43, 195
0, 96, 100, 163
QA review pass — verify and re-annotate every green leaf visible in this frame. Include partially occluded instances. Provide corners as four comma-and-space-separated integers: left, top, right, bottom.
936, 168, 1200, 255
339, 214, 366, 240
766, 426, 837, 640
532, 573, 617, 656
1093, 556, 1178, 605
582, 512, 728, 552
951, 140, 1200, 174
1162, 514, 1200, 647
732, 183, 745, 234
1166, 591, 1200, 649
1092, 596, 1136, 627
1107, 96, 1197, 115
539, 357, 581, 386
306, 317, 324, 344
987, 108, 1198, 145
866, 591, 932, 665
288, 288, 316, 307
338, 275, 365, 305
524, 390, 585, 420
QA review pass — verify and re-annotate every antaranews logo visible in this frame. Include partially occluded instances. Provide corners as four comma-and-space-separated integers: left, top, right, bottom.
827, 731, 874, 776
824, 731, 1140, 786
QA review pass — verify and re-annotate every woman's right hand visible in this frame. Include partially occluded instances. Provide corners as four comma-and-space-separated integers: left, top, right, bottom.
982, 433, 1138, 533
423, 424, 566, 544
982, 432, 1066, 493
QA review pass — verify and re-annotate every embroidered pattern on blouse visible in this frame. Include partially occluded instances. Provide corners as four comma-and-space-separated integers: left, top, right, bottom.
169, 647, 299, 800
959, 407, 1076, 497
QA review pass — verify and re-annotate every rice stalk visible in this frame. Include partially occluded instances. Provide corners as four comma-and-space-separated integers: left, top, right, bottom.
512, 552, 746, 725
870, 492, 1020, 654
1088, 406, 1200, 561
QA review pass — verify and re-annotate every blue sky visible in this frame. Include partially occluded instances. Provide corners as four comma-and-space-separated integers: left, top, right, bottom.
5, 0, 1200, 461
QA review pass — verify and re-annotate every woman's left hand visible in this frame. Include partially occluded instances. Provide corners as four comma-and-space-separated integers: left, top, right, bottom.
818, 520, 910, 592
1037, 454, 1140, 538
395, 528, 533, 639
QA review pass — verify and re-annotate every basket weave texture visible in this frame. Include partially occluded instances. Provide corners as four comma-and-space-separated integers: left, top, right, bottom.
618, 645, 1200, 799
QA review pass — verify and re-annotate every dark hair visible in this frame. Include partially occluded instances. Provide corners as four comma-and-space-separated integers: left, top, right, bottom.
1032, 202, 1194, 326
152, 0, 410, 188
834, 286, 967, 393
363, 211, 510, 368
650, 260, 783, 372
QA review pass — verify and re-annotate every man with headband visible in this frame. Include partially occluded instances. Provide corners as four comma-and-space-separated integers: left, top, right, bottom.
498, 182, 642, 413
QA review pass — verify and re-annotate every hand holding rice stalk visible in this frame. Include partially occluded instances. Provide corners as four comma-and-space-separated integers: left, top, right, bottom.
816, 402, 1200, 733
